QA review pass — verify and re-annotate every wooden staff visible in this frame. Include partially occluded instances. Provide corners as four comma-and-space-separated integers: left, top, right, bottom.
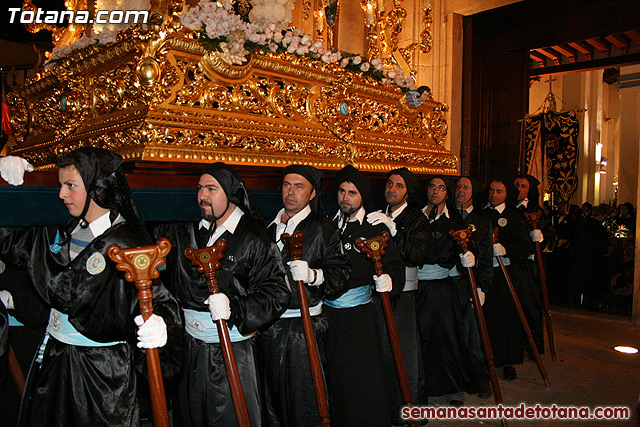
492, 229, 550, 386
449, 227, 505, 410
185, 241, 251, 427
8, 344, 25, 399
281, 231, 330, 427
523, 209, 557, 362
107, 238, 172, 427
354, 231, 418, 427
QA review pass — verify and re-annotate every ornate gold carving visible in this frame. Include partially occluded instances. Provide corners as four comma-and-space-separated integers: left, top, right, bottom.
8, 23, 457, 175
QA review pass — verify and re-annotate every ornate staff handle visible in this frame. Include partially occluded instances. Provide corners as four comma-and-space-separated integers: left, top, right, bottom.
523, 209, 557, 362
449, 227, 506, 424
492, 228, 550, 386
281, 231, 330, 427
107, 238, 172, 427
354, 231, 417, 427
184, 241, 251, 427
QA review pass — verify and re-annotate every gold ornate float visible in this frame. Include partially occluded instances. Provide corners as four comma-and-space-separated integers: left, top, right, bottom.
7, 1, 457, 175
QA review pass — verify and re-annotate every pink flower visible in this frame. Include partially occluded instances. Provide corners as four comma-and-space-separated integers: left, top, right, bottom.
287, 40, 299, 53
387, 70, 396, 79
268, 42, 278, 52
331, 51, 341, 62
352, 56, 362, 65
321, 51, 332, 63
340, 57, 349, 67
296, 45, 309, 55
300, 34, 311, 45
360, 62, 370, 72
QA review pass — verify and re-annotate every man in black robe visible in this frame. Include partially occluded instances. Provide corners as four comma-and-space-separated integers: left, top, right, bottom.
154, 162, 290, 426
513, 174, 545, 354
259, 164, 350, 427
324, 165, 404, 427
453, 176, 494, 398
366, 167, 429, 424
417, 176, 477, 405
483, 179, 535, 381
0, 148, 182, 426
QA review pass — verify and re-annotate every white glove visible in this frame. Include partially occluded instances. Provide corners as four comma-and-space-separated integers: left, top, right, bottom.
134, 314, 167, 349
373, 274, 392, 293
0, 156, 34, 186
366, 212, 397, 236
493, 243, 506, 257
459, 251, 475, 268
0, 290, 14, 310
476, 288, 486, 306
205, 293, 231, 321
288, 260, 312, 283
530, 229, 544, 243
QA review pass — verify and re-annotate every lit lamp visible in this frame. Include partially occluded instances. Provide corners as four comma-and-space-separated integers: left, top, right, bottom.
596, 142, 606, 174
364, 2, 376, 26
314, 9, 325, 40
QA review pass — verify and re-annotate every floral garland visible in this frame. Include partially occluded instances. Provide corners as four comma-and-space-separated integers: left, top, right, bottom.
180, 0, 416, 91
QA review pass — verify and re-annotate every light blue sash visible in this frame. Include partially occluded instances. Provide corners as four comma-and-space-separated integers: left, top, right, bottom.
449, 266, 462, 278
8, 314, 23, 327
324, 285, 372, 309
403, 266, 419, 291
280, 302, 323, 318
183, 309, 251, 343
493, 256, 511, 267
47, 309, 125, 347
418, 264, 450, 281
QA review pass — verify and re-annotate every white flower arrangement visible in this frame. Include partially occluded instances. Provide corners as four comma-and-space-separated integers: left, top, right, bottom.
180, 0, 417, 91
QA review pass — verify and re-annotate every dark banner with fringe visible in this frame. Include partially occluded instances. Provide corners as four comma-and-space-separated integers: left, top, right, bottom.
524, 110, 580, 206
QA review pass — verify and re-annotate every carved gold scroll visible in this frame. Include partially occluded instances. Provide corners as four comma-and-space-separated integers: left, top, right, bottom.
7, 25, 456, 175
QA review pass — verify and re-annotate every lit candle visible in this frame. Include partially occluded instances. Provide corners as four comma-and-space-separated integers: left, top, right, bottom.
315, 10, 324, 32
366, 4, 375, 25
425, 0, 431, 9
377, 0, 385, 13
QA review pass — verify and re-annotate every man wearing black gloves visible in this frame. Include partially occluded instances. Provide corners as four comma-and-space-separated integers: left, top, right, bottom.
324, 165, 404, 427
366, 167, 429, 423
260, 164, 350, 427
154, 162, 290, 426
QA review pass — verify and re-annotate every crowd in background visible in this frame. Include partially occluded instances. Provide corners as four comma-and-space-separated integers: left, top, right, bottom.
545, 200, 636, 316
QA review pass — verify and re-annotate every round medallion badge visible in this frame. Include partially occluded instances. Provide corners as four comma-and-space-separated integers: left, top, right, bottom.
0, 260, 5, 274
344, 242, 352, 251
86, 252, 106, 275
498, 218, 508, 227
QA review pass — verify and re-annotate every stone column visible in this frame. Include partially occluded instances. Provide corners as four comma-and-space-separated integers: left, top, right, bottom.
618, 65, 640, 325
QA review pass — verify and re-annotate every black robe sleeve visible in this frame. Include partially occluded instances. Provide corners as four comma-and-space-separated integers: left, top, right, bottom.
393, 207, 431, 267
466, 210, 494, 292
374, 223, 405, 300
155, 218, 290, 336
224, 218, 290, 334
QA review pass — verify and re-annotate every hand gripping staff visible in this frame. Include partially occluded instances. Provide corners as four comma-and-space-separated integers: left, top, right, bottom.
449, 227, 506, 427
354, 231, 418, 427
281, 231, 330, 427
107, 238, 172, 427
522, 209, 557, 362
184, 240, 251, 427
492, 229, 550, 386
